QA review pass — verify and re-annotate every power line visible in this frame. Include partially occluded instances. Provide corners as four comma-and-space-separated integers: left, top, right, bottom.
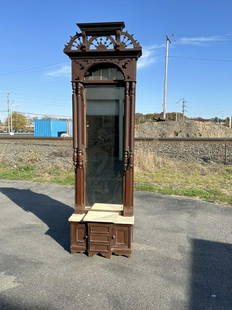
169, 55, 232, 62
0, 110, 71, 118
15, 111, 71, 118
0, 61, 69, 76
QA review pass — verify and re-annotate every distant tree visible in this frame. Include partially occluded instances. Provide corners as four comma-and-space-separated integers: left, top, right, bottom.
5, 112, 28, 131
135, 112, 189, 124
224, 117, 230, 127
211, 117, 219, 123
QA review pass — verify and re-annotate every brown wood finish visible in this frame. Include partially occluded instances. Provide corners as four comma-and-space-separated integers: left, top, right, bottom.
64, 22, 141, 257
70, 221, 132, 258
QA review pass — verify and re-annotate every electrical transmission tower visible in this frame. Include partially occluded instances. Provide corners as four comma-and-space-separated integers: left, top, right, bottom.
182, 98, 187, 119
175, 98, 188, 121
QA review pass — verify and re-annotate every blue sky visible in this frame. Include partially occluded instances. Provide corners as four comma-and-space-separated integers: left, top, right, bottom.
0, 0, 232, 121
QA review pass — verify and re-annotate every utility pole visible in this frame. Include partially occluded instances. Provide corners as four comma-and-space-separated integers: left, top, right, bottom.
7, 93, 10, 133
163, 35, 171, 120
10, 100, 13, 133
229, 116, 232, 129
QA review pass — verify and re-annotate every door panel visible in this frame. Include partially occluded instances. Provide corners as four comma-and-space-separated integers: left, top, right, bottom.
113, 225, 130, 248
71, 223, 87, 252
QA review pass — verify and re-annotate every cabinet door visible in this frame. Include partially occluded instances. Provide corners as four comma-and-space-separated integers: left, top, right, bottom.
113, 225, 131, 249
71, 222, 87, 253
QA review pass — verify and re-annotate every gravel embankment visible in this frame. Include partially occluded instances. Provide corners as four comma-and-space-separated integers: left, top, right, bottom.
136, 120, 232, 138
0, 139, 73, 169
0, 138, 232, 167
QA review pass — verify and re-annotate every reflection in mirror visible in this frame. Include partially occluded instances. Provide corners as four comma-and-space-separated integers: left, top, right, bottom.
85, 64, 124, 80
85, 86, 124, 207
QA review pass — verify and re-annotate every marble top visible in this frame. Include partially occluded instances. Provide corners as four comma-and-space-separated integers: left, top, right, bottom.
68, 213, 85, 222
90, 203, 123, 212
83, 211, 134, 224
68, 211, 134, 225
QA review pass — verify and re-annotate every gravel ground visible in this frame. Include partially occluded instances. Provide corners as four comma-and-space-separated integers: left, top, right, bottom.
0, 140, 72, 170
1, 139, 232, 168
0, 180, 232, 310
136, 120, 232, 138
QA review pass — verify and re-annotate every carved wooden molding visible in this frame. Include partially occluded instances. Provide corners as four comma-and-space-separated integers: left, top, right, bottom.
72, 57, 135, 81
64, 31, 141, 52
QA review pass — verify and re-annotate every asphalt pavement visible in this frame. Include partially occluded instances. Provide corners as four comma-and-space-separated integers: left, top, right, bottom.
0, 180, 232, 310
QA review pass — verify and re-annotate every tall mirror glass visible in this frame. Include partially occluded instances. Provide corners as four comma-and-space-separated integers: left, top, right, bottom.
85, 85, 124, 207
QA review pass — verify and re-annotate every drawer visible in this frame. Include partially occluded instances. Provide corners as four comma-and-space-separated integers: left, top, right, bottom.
90, 234, 111, 243
89, 242, 111, 252
88, 223, 112, 234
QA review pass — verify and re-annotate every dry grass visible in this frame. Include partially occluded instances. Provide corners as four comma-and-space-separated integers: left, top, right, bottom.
0, 148, 231, 205
135, 149, 232, 204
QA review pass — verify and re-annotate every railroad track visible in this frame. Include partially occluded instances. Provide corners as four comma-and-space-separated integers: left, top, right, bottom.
0, 136, 232, 143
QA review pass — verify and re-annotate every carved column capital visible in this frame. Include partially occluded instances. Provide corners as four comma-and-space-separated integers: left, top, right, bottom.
130, 81, 136, 95
73, 148, 84, 170
124, 150, 134, 171
72, 81, 77, 93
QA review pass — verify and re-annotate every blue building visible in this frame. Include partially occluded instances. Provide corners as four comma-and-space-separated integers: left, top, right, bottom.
34, 119, 67, 137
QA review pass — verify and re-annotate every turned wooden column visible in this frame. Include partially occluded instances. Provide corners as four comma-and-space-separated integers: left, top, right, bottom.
123, 81, 135, 217
72, 81, 85, 214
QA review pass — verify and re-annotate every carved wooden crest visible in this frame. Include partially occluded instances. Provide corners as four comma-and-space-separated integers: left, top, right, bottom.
64, 22, 142, 81
64, 31, 141, 52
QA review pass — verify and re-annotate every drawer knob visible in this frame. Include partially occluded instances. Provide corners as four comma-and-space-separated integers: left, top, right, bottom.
112, 235, 116, 239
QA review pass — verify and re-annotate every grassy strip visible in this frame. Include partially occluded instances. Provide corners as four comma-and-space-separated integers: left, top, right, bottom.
0, 161, 231, 205
134, 149, 232, 205
0, 164, 74, 185
135, 183, 232, 205
0, 164, 35, 180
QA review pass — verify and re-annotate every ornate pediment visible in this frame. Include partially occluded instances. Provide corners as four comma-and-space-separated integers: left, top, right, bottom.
64, 22, 141, 54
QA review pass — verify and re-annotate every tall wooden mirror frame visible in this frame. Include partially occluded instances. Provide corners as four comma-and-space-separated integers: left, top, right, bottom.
64, 22, 142, 217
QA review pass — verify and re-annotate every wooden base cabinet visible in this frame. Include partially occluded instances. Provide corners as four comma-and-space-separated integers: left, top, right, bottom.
70, 222, 132, 258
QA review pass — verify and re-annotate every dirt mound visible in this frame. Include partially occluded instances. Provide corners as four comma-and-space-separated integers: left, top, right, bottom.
135, 120, 232, 138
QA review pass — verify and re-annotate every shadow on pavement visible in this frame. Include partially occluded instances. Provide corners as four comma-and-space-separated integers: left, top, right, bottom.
0, 188, 73, 252
190, 238, 232, 309
0, 296, 50, 310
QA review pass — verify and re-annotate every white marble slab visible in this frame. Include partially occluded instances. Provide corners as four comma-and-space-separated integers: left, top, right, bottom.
83, 211, 134, 224
68, 213, 85, 222
91, 203, 123, 212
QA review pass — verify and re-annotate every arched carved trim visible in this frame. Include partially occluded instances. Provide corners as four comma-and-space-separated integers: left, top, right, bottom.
72, 58, 135, 81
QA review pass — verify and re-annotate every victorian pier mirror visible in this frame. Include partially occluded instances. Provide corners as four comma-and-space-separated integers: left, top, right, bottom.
85, 64, 124, 207
64, 22, 142, 257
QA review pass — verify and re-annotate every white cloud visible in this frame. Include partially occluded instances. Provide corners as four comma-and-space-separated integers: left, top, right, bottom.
176, 35, 231, 45
138, 48, 156, 69
138, 44, 164, 69
45, 65, 70, 77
